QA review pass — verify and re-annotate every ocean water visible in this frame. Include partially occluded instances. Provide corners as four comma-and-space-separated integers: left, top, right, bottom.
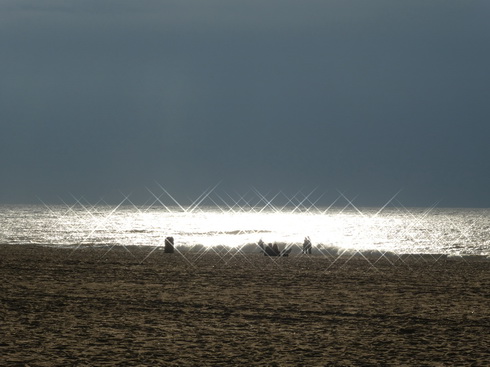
1, 204, 489, 257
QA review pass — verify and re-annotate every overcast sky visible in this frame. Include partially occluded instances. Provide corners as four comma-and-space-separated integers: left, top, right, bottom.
1, 0, 490, 207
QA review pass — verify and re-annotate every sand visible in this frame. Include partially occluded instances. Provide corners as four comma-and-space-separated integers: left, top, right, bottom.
1, 244, 489, 366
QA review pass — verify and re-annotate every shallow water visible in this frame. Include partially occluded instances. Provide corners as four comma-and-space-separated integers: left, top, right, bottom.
1, 204, 489, 256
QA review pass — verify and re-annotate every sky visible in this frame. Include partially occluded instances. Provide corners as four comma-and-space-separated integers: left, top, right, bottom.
1, 0, 490, 207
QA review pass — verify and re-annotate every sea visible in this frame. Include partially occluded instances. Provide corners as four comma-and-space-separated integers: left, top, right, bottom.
1, 203, 489, 257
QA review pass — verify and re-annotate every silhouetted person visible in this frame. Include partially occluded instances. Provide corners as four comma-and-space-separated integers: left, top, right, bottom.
258, 239, 266, 253
281, 246, 292, 257
164, 236, 174, 253
266, 243, 275, 256
272, 243, 280, 256
263, 243, 279, 256
303, 236, 312, 254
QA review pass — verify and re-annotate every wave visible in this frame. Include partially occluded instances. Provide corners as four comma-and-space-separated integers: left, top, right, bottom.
177, 229, 271, 236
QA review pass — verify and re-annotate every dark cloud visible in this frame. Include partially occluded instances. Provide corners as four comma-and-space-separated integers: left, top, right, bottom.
1, 1, 490, 206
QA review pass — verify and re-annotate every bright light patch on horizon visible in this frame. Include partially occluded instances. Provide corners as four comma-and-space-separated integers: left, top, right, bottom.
66, 204, 409, 253
10, 185, 487, 260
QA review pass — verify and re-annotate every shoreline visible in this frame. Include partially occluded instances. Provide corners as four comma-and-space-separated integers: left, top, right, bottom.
1, 244, 489, 365
1, 243, 489, 261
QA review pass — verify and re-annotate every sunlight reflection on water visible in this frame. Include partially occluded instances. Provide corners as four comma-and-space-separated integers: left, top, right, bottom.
1, 204, 490, 256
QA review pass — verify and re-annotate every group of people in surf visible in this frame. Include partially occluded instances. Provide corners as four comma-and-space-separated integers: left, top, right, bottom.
257, 240, 287, 256
258, 236, 313, 257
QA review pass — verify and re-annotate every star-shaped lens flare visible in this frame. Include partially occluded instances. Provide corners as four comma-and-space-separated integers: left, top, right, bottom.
33, 184, 487, 272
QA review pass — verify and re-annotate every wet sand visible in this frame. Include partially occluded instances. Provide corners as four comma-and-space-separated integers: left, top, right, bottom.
1, 244, 489, 366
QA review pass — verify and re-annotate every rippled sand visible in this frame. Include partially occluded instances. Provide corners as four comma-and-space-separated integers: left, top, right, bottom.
1, 245, 489, 366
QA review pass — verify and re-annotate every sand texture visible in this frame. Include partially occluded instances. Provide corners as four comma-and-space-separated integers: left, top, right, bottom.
1, 244, 489, 366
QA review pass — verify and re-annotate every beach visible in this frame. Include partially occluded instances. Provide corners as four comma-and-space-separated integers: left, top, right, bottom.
1, 244, 489, 366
